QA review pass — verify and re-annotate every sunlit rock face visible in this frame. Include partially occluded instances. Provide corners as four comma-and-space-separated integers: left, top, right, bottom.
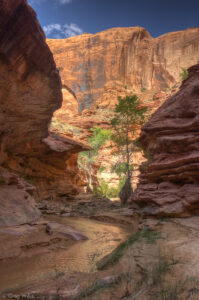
130, 64, 199, 217
0, 0, 88, 226
47, 26, 199, 111
47, 26, 199, 190
48, 26, 199, 190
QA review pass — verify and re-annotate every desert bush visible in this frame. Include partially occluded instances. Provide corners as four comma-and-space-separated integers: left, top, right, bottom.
97, 229, 161, 270
180, 67, 188, 81
95, 177, 126, 199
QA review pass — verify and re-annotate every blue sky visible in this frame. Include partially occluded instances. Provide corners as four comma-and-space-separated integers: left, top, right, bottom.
28, 0, 199, 39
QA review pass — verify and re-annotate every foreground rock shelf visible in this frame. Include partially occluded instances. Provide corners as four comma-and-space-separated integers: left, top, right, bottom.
3, 216, 199, 300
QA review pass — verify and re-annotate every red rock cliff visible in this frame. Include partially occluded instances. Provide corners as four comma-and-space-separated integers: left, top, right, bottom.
47, 27, 199, 112
0, 0, 87, 226
0, 0, 62, 154
130, 64, 199, 217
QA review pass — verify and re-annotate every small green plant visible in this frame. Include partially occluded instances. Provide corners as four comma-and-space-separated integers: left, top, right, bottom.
98, 166, 106, 173
142, 229, 162, 244
95, 179, 120, 198
151, 258, 171, 286
111, 162, 134, 179
95, 177, 127, 198
74, 277, 121, 300
97, 230, 161, 270
180, 67, 188, 81
78, 127, 111, 191
157, 284, 179, 300
50, 118, 81, 135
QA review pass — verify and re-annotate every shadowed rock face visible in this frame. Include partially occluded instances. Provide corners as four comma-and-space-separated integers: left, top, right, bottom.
0, 0, 62, 155
47, 27, 199, 112
130, 64, 199, 217
0, 166, 40, 227
0, 0, 61, 226
7, 133, 90, 200
0, 0, 87, 226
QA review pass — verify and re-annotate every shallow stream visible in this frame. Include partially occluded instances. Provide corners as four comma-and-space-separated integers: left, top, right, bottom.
0, 216, 130, 293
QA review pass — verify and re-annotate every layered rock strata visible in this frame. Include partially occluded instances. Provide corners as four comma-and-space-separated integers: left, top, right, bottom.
7, 133, 90, 200
130, 64, 199, 217
47, 27, 199, 111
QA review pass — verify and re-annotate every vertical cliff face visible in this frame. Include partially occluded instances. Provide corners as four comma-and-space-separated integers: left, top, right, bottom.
0, 0, 62, 157
0, 0, 88, 226
47, 27, 199, 111
130, 64, 199, 217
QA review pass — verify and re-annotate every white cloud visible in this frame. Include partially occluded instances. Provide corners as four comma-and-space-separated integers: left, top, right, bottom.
43, 24, 62, 35
43, 23, 83, 38
63, 23, 83, 36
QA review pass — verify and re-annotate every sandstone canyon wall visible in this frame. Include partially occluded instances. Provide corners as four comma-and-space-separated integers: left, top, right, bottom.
130, 64, 199, 217
47, 27, 199, 112
0, 0, 87, 226
48, 26, 199, 191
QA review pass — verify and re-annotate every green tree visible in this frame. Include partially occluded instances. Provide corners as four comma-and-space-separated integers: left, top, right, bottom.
180, 67, 188, 81
78, 127, 111, 192
110, 95, 148, 203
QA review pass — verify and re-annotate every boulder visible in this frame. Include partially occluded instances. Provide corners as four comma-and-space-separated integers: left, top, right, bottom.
46, 222, 88, 241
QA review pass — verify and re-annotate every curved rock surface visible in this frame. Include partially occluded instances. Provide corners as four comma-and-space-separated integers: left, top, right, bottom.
0, 167, 40, 227
7, 133, 90, 200
0, 0, 62, 154
130, 64, 199, 217
0, 0, 62, 226
47, 27, 199, 111
0, 0, 88, 227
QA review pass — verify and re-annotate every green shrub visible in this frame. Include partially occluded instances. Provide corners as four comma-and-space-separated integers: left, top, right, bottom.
98, 166, 106, 173
180, 68, 188, 81
95, 179, 119, 198
95, 177, 126, 198
97, 230, 161, 270
50, 118, 81, 134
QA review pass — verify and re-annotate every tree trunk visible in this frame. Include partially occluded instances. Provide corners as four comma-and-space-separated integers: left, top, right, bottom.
119, 177, 133, 205
88, 151, 93, 192
126, 123, 130, 180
